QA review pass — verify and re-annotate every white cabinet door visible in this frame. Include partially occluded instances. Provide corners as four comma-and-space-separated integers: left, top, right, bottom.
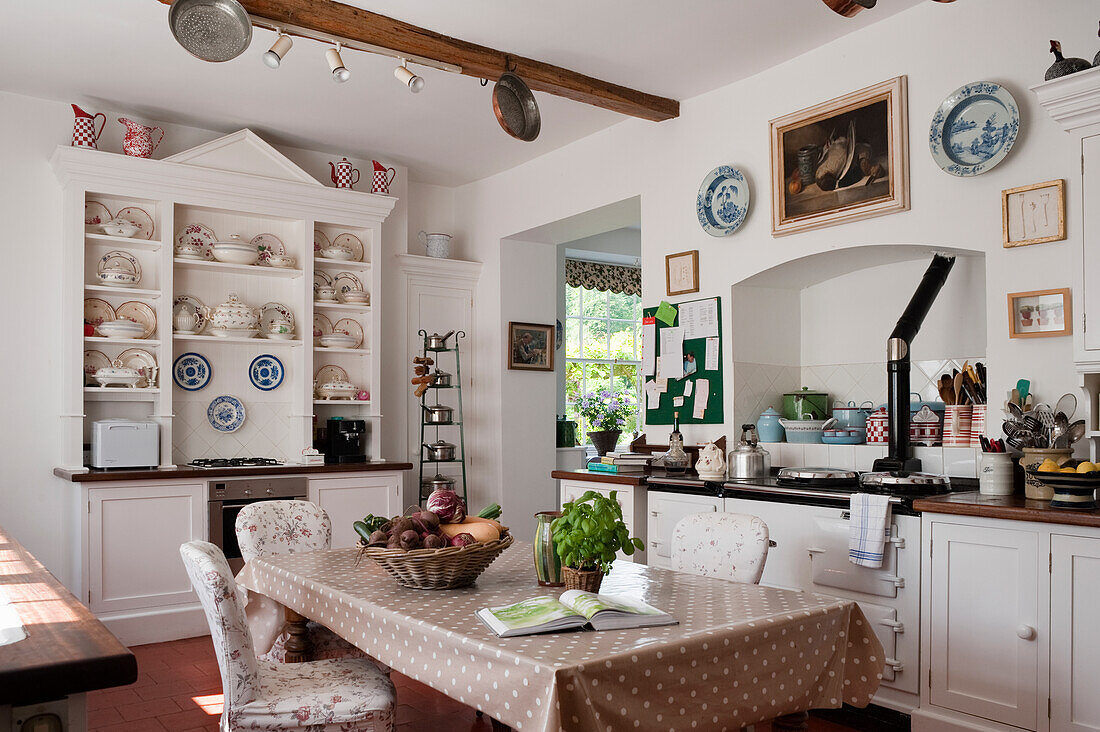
928, 522, 1039, 729
1084, 134, 1100, 351
559, 480, 635, 563
88, 483, 205, 614
310, 474, 402, 548
1051, 534, 1100, 731
646, 491, 721, 569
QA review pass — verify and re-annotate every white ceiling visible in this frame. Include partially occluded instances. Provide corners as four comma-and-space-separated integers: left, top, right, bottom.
0, 0, 921, 185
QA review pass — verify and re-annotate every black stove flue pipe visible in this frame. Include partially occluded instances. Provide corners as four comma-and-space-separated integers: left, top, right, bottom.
872, 253, 956, 474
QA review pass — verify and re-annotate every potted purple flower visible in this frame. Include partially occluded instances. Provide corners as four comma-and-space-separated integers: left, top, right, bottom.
576, 389, 635, 455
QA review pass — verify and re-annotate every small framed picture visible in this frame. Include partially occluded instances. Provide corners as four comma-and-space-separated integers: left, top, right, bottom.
1002, 179, 1065, 248
507, 322, 555, 371
666, 250, 699, 296
1007, 288, 1072, 339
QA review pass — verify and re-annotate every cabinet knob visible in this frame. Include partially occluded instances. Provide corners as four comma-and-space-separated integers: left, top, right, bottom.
266, 488, 274, 495
1016, 624, 1035, 640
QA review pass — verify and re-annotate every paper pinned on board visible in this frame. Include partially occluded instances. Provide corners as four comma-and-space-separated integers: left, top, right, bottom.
645, 380, 661, 410
693, 378, 710, 420
673, 396, 685, 407
678, 298, 719, 340
655, 301, 678, 327
659, 328, 684, 379
641, 317, 656, 376
683, 380, 694, 397
704, 337, 719, 371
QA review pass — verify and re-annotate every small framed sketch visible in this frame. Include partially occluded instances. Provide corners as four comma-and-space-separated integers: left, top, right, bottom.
1007, 288, 1072, 339
1002, 179, 1065, 248
666, 250, 699, 296
507, 321, 554, 371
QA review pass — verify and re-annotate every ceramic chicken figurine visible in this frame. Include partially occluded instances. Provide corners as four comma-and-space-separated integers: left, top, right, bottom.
1045, 40, 1092, 81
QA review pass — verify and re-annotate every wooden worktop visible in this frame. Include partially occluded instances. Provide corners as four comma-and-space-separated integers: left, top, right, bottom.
551, 469, 648, 486
914, 491, 1100, 528
55, 460, 414, 483
0, 526, 137, 704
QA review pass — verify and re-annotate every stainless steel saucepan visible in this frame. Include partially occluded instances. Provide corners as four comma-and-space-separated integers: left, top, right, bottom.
422, 403, 454, 424
422, 440, 457, 461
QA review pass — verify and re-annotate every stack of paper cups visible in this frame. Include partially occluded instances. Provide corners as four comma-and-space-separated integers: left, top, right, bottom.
969, 404, 987, 448
943, 404, 973, 447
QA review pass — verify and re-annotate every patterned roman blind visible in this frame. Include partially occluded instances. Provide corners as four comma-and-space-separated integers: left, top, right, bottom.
565, 259, 641, 296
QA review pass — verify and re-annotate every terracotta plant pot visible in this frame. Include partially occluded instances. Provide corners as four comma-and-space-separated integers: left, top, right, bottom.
587, 430, 621, 456
562, 566, 604, 593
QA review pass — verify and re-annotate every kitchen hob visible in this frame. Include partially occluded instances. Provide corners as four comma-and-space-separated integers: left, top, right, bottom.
188, 457, 284, 469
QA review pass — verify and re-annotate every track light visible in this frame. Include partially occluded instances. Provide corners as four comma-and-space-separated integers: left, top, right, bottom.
262, 32, 292, 68
326, 43, 350, 83
394, 60, 425, 93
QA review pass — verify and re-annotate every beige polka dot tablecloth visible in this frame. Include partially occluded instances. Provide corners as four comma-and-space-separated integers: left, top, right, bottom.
236, 542, 884, 731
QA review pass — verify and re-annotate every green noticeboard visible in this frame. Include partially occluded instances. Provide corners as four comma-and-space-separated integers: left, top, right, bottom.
642, 296, 723, 425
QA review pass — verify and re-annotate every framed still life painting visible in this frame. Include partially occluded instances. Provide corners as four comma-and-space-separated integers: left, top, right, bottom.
507, 321, 554, 371
769, 76, 910, 236
1007, 288, 1071, 339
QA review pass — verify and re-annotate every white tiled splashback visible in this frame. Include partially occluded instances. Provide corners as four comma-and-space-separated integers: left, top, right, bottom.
766, 442, 980, 479
732, 362, 801, 430
172, 400, 292, 463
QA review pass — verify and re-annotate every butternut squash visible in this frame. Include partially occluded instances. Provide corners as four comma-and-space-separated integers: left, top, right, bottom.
439, 518, 500, 543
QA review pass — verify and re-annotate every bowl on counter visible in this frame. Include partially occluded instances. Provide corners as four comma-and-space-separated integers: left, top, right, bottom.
779, 417, 834, 444
1024, 464, 1100, 510
822, 427, 866, 445
96, 319, 145, 339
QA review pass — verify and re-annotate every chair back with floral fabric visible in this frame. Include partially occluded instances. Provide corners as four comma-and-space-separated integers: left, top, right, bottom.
235, 500, 332, 560
671, 512, 770, 584
179, 541, 260, 712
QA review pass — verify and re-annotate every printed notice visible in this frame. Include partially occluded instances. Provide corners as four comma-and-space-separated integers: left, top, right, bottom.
679, 298, 719, 340
704, 337, 719, 371
683, 380, 694, 397
659, 328, 684, 379
645, 380, 661, 410
693, 378, 710, 420
642, 317, 656, 376
673, 396, 684, 407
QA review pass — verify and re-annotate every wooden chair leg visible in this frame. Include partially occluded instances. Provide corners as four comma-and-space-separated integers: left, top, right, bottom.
283, 607, 311, 663
771, 711, 809, 730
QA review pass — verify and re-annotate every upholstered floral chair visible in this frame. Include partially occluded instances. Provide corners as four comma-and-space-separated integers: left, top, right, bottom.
234, 500, 369, 664
670, 512, 771, 584
179, 540, 395, 731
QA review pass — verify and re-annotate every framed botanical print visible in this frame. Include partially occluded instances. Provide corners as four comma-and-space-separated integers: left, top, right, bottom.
1002, 179, 1065, 248
507, 321, 554, 371
769, 76, 909, 236
665, 250, 699, 296
1007, 288, 1071, 339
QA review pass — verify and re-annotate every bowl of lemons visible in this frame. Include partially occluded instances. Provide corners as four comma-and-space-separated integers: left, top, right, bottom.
1026, 459, 1100, 509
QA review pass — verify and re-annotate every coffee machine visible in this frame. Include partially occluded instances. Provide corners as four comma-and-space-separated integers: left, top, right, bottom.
325, 418, 367, 463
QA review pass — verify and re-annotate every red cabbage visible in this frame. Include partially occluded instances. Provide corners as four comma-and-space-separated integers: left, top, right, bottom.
426, 488, 467, 523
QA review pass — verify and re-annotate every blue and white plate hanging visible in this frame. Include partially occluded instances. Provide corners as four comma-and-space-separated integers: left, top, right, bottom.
929, 81, 1019, 177
696, 165, 749, 237
207, 395, 246, 433
173, 352, 211, 391
249, 354, 284, 391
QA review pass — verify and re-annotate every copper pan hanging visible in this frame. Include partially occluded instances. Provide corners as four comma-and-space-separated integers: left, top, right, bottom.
492, 60, 541, 142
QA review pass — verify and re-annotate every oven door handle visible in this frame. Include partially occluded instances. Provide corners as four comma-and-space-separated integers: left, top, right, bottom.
878, 618, 905, 634
806, 546, 826, 554
885, 657, 904, 672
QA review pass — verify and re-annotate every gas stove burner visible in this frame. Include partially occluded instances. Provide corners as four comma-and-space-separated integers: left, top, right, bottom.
189, 457, 283, 468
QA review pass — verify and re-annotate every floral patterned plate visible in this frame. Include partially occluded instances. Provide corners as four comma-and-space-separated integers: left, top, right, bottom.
116, 301, 157, 339
313, 270, 333, 296
175, 223, 217, 260
249, 354, 284, 391
314, 228, 331, 253
696, 165, 749, 237
313, 313, 333, 347
173, 352, 211, 391
333, 271, 363, 294
314, 364, 349, 386
83, 349, 111, 386
119, 348, 157, 388
173, 295, 207, 333
333, 233, 364, 261
207, 395, 246, 433
116, 207, 155, 240
84, 298, 116, 335
333, 318, 364, 349
97, 249, 141, 278
929, 81, 1019, 177
85, 200, 112, 228
261, 302, 295, 332
251, 233, 285, 265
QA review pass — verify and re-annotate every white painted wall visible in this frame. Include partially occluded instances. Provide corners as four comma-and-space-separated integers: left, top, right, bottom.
406, 182, 457, 256
452, 0, 1094, 510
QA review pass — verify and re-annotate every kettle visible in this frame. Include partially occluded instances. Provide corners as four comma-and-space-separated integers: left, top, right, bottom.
328, 157, 360, 189
728, 424, 772, 480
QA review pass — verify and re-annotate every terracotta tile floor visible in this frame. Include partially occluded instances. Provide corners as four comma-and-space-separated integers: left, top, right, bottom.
87, 636, 861, 731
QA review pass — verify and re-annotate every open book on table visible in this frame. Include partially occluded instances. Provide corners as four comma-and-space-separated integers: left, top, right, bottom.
476, 590, 677, 637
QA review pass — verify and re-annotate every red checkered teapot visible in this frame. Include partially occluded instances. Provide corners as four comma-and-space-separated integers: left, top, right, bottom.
328, 157, 360, 189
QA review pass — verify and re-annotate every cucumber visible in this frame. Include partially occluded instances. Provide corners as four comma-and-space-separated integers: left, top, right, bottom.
353, 520, 373, 543
477, 503, 502, 520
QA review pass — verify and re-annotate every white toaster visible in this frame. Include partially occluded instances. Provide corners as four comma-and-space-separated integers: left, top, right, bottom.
91, 419, 160, 468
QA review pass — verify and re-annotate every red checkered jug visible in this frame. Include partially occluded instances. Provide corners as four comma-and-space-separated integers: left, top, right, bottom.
71, 104, 106, 149
328, 157, 360, 189
371, 160, 396, 194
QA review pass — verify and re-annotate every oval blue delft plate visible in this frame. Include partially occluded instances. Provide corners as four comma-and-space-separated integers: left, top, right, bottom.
207, 395, 246, 433
173, 352, 211, 391
929, 81, 1019, 177
249, 354, 284, 391
696, 165, 749, 237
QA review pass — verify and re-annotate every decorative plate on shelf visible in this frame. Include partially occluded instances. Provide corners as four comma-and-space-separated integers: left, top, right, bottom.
116, 301, 157, 339
261, 302, 295, 332
313, 313, 333, 347
333, 233, 364, 262
315, 364, 349, 386
173, 295, 207, 333
313, 270, 333, 296
83, 349, 110, 386
119, 348, 157, 388
97, 250, 141, 279
314, 228, 331, 253
249, 354, 284, 391
333, 271, 363, 294
332, 318, 364, 349
696, 165, 749, 237
175, 223, 217, 259
84, 298, 116, 335
173, 352, 211, 391
85, 201, 112, 227
251, 233, 285, 265
929, 81, 1019, 177
116, 207, 155, 240
207, 395, 246, 433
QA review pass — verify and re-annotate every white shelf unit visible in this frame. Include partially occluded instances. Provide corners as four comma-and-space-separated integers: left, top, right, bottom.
313, 302, 371, 312
53, 138, 396, 471
314, 256, 371, 270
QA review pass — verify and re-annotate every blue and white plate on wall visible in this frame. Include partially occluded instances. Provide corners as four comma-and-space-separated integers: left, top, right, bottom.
173, 352, 211, 391
249, 354, 284, 391
207, 395, 246, 433
929, 81, 1019, 177
697, 165, 749, 237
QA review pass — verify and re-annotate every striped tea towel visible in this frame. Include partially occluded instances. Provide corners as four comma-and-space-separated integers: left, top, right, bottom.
849, 493, 891, 567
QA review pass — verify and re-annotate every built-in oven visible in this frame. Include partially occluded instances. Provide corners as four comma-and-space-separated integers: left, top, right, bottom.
208, 477, 308, 572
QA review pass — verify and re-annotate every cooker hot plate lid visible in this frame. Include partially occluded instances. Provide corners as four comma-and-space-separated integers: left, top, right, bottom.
860, 470, 951, 492
777, 466, 858, 482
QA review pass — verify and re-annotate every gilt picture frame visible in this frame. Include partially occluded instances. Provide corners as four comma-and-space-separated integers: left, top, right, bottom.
507, 321, 554, 371
1002, 179, 1065, 248
1007, 288, 1071, 339
769, 76, 909, 236
665, 250, 699, 296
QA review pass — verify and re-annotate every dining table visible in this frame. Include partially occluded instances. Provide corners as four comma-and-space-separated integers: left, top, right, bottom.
236, 541, 884, 732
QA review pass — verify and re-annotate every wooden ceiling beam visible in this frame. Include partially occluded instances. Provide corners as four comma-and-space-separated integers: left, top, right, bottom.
157, 0, 679, 122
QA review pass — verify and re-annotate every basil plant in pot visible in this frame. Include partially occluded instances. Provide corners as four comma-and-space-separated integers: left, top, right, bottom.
576, 389, 635, 456
551, 490, 644, 592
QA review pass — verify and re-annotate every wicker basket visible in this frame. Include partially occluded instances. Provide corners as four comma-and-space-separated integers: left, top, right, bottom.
562, 566, 604, 592
358, 531, 514, 590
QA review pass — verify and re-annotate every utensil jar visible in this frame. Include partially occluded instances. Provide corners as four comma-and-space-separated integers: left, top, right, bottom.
979, 452, 1015, 496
